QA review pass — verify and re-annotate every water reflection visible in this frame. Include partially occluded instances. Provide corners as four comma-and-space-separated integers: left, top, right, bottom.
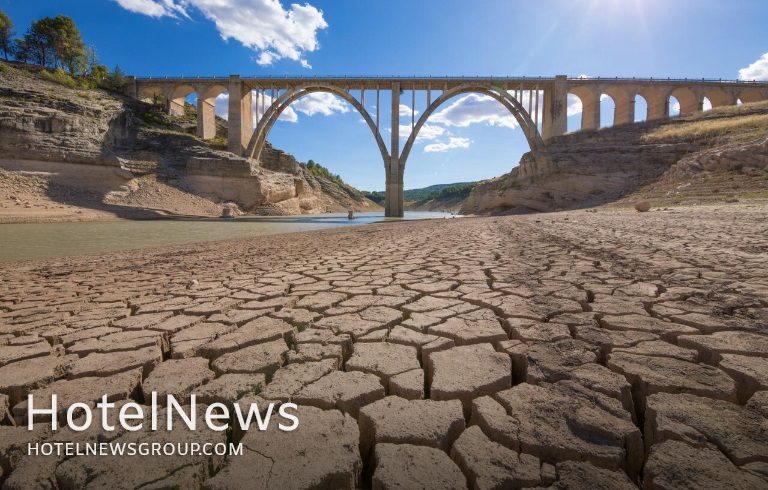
0, 212, 460, 262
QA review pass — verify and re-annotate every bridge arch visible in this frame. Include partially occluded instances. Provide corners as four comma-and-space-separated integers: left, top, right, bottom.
165, 84, 196, 117
602, 87, 633, 126
400, 84, 544, 168
196, 84, 227, 140
638, 87, 667, 121
138, 84, 163, 102
669, 87, 700, 116
567, 85, 600, 132
245, 83, 389, 168
704, 87, 735, 108
739, 88, 767, 104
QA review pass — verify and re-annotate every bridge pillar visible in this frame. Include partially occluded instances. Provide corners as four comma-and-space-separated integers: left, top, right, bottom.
165, 89, 186, 117
385, 82, 404, 218
227, 75, 253, 157
581, 92, 601, 131
614, 97, 635, 126
542, 75, 568, 141
197, 95, 217, 140
679, 99, 703, 116
645, 91, 668, 121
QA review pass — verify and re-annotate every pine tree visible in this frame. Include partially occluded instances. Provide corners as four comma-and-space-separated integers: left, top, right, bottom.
0, 8, 13, 61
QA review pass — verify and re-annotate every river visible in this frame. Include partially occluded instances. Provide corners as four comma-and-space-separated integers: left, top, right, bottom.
0, 212, 460, 263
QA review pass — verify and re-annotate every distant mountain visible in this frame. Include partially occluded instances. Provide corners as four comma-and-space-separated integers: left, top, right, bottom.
362, 182, 479, 207
404, 182, 478, 201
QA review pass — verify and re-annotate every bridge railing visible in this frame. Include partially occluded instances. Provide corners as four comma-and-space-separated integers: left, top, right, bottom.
131, 75, 768, 86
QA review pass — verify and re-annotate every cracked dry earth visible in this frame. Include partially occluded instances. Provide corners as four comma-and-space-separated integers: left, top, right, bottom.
1, 208, 768, 489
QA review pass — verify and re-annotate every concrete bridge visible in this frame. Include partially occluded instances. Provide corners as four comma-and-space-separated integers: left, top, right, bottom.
127, 75, 768, 217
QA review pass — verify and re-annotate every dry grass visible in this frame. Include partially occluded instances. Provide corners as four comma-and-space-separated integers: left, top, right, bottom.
642, 113, 768, 144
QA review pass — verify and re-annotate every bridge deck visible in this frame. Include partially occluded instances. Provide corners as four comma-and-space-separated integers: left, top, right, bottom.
132, 76, 768, 91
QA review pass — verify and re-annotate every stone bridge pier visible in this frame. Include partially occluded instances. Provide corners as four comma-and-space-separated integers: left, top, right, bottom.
127, 75, 768, 217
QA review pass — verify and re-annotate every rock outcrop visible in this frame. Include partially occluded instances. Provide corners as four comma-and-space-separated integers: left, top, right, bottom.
0, 61, 378, 217
461, 102, 768, 215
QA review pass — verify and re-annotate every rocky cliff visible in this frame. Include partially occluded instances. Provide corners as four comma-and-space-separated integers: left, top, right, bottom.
0, 61, 379, 218
461, 102, 768, 215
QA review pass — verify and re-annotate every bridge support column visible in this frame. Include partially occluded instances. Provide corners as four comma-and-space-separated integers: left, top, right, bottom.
614, 98, 635, 126
197, 95, 217, 140
646, 92, 668, 121
227, 75, 253, 157
581, 92, 601, 131
542, 75, 567, 141
680, 96, 704, 116
385, 82, 404, 218
165, 90, 186, 117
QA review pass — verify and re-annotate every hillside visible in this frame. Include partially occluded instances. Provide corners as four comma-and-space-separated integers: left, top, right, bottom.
403, 182, 477, 201
363, 182, 478, 212
404, 182, 478, 212
0, 61, 380, 222
461, 101, 768, 215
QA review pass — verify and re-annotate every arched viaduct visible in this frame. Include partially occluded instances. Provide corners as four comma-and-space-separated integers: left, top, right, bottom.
127, 75, 768, 217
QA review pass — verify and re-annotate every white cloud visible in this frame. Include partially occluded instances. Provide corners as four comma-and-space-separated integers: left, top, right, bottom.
415, 124, 446, 141
112, 0, 328, 68
396, 123, 446, 141
291, 92, 349, 117
399, 104, 419, 117
114, 0, 175, 17
567, 94, 583, 117
670, 99, 681, 116
214, 91, 348, 126
703, 98, 713, 111
739, 52, 768, 81
424, 137, 471, 153
215, 92, 299, 124
431, 94, 519, 129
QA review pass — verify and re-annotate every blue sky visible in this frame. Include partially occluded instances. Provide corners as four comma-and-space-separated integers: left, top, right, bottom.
2, 0, 767, 191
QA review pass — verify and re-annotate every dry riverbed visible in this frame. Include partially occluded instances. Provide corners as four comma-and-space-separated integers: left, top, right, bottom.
1, 207, 767, 488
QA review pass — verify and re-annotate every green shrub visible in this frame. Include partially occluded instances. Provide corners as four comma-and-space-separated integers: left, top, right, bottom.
39, 68, 76, 88
300, 159, 346, 185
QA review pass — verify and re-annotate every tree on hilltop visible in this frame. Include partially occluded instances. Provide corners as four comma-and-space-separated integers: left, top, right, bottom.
0, 8, 13, 61
52, 15, 86, 74
100, 65, 128, 92
12, 37, 29, 63
21, 15, 86, 73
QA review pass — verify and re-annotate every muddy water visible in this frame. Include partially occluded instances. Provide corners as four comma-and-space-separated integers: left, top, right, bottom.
0, 212, 460, 262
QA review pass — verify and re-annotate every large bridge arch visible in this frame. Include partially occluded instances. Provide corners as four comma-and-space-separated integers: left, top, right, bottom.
245, 83, 390, 169
400, 84, 544, 169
